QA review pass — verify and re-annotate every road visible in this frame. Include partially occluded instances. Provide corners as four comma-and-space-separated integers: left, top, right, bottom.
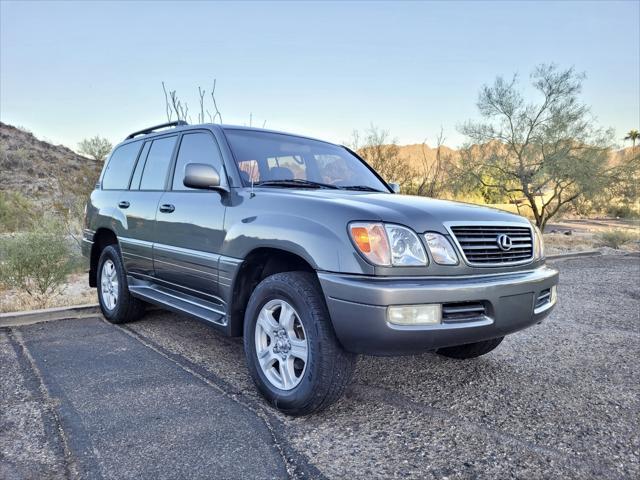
1, 255, 639, 479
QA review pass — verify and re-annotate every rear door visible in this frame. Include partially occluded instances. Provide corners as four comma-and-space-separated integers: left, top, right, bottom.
153, 130, 227, 299
99, 140, 149, 275
118, 134, 178, 278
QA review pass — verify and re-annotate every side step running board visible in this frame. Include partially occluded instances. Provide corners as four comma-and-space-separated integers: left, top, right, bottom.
128, 281, 227, 328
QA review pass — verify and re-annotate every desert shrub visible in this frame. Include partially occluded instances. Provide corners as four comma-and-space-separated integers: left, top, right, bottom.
0, 191, 40, 232
606, 204, 640, 219
0, 220, 73, 307
595, 230, 638, 249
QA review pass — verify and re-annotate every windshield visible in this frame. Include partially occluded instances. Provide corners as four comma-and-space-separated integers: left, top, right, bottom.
224, 129, 390, 192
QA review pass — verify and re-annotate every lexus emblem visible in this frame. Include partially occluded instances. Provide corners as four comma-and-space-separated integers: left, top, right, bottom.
497, 234, 513, 251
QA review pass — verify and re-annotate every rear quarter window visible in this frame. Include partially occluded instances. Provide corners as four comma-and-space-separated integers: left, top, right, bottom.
101, 142, 142, 190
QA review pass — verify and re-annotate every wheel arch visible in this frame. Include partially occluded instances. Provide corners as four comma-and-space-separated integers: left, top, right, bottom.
227, 247, 316, 336
89, 228, 119, 287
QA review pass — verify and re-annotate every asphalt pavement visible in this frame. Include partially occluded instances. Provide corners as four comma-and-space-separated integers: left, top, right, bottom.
1, 255, 639, 479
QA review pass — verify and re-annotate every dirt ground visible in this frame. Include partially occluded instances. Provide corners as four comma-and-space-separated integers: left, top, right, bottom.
544, 218, 639, 255
0, 273, 95, 313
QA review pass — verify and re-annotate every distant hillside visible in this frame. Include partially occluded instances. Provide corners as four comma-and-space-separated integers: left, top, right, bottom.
395, 143, 460, 171
0, 122, 100, 204
395, 141, 635, 172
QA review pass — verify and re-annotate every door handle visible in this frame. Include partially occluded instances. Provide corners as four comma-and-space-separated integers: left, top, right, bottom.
118, 201, 130, 209
159, 204, 175, 213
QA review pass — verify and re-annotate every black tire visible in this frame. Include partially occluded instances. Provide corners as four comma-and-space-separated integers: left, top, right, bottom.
96, 244, 146, 324
243, 271, 357, 416
437, 336, 504, 359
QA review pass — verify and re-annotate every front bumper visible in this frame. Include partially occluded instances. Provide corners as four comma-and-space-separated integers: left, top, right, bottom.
318, 265, 559, 355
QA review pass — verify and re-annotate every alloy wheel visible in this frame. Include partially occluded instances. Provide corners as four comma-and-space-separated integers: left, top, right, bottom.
254, 299, 308, 390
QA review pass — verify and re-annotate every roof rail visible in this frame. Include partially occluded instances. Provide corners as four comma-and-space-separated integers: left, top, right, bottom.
125, 120, 188, 140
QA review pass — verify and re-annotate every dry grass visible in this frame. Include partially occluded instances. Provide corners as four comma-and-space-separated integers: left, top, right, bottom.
0, 273, 95, 313
543, 218, 639, 256
544, 230, 639, 256
595, 230, 640, 249
543, 233, 598, 255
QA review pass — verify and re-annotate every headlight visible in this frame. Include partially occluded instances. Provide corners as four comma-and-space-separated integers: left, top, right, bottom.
424, 232, 459, 265
349, 222, 427, 266
531, 223, 545, 259
385, 224, 428, 266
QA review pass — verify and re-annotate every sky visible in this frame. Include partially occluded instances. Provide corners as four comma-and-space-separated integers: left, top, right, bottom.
1, 0, 639, 150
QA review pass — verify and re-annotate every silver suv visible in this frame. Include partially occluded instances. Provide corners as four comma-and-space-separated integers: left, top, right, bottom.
82, 121, 559, 415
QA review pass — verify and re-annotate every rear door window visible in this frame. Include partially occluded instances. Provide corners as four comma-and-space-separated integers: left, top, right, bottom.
101, 141, 142, 190
139, 136, 178, 190
172, 133, 224, 190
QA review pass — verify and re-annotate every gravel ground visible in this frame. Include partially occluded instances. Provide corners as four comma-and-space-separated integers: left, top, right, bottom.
1, 255, 639, 479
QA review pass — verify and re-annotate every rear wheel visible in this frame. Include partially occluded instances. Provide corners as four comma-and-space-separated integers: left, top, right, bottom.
437, 336, 504, 359
97, 244, 145, 324
243, 271, 357, 416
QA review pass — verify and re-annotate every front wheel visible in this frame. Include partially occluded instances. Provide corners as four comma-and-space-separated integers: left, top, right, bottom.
437, 336, 504, 359
243, 271, 357, 416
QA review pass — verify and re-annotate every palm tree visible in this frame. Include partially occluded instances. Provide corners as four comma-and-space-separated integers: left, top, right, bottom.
624, 129, 639, 148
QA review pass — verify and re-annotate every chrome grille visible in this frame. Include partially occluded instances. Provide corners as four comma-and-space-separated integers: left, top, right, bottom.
449, 225, 533, 265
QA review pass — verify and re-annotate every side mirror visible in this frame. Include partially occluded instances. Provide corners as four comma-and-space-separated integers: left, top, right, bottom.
389, 182, 400, 194
183, 163, 226, 191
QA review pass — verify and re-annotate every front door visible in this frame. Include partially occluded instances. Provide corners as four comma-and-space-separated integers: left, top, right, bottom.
152, 131, 227, 299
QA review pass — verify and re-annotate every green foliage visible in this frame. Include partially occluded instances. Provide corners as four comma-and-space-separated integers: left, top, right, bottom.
606, 204, 639, 219
459, 64, 614, 229
0, 220, 73, 306
624, 129, 639, 147
0, 191, 40, 233
78, 135, 112, 162
595, 230, 638, 249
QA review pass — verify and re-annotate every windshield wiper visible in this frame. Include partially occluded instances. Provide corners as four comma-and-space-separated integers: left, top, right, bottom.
338, 185, 386, 192
253, 179, 340, 189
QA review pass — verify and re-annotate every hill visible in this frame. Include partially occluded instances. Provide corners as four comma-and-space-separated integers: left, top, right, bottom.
0, 122, 100, 205
395, 141, 635, 172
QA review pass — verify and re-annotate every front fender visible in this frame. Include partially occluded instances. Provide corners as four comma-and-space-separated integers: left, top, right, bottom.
222, 212, 373, 274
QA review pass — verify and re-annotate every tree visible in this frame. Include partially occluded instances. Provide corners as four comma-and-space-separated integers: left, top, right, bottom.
78, 135, 112, 162
459, 64, 613, 229
624, 129, 639, 148
350, 125, 415, 190
414, 129, 455, 198
601, 148, 640, 216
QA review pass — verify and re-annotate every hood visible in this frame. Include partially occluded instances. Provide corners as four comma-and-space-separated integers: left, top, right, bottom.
253, 189, 530, 233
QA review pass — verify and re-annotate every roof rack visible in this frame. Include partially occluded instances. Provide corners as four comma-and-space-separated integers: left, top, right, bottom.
125, 120, 188, 140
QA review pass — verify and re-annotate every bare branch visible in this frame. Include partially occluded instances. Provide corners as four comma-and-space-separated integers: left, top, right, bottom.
210, 79, 223, 123
162, 81, 172, 122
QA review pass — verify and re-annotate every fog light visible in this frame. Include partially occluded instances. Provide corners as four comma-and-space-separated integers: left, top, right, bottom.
387, 304, 442, 325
